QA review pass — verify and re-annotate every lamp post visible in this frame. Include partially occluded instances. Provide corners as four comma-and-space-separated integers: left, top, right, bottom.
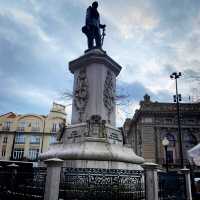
170, 72, 184, 168
162, 137, 169, 172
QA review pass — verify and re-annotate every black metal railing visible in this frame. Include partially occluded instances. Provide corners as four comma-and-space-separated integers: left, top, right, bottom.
16, 127, 25, 132
59, 167, 145, 200
157, 158, 199, 170
2, 126, 10, 131
158, 171, 187, 200
0, 167, 47, 200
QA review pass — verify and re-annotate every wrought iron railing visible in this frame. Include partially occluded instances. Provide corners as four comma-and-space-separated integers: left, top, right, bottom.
59, 167, 145, 200
1, 126, 10, 131
17, 127, 25, 132
0, 167, 47, 200
158, 171, 187, 200
157, 158, 199, 169
31, 127, 41, 132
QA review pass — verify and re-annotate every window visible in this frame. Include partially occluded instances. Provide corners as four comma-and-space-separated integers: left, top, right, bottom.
166, 150, 174, 163
13, 148, 24, 160
31, 120, 41, 132
15, 133, 25, 144
3, 137, 8, 143
184, 133, 197, 149
188, 119, 195, 124
163, 134, 176, 164
2, 147, 6, 157
30, 135, 40, 144
165, 118, 172, 124
142, 118, 153, 123
28, 149, 39, 161
50, 134, 57, 144
19, 121, 27, 127
18, 121, 28, 131
2, 121, 12, 130
51, 123, 58, 133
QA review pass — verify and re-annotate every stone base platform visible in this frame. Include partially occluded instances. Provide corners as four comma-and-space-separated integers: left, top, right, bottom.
40, 138, 144, 169
62, 159, 143, 170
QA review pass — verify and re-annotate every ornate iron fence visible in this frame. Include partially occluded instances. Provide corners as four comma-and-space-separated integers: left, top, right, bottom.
0, 167, 47, 200
157, 158, 200, 170
59, 167, 145, 200
158, 171, 187, 200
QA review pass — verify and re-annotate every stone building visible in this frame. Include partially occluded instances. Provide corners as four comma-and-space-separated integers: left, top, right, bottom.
0, 102, 66, 164
123, 94, 200, 169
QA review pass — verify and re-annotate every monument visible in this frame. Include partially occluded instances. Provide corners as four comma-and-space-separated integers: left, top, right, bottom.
40, 2, 144, 199
41, 48, 144, 168
41, 0, 143, 169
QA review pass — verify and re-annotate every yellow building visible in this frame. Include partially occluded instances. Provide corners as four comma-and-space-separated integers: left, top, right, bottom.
0, 103, 66, 163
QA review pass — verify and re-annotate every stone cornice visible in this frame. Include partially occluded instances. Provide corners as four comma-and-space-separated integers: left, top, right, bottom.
69, 49, 122, 76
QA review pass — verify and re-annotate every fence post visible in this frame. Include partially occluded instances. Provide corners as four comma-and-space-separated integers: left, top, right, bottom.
180, 168, 192, 200
142, 162, 159, 200
44, 158, 64, 200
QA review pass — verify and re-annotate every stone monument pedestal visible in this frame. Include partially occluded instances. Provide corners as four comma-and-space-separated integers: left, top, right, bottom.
41, 49, 144, 169
41, 49, 144, 200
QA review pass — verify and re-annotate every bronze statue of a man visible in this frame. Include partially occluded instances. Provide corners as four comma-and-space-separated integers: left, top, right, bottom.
82, 1, 106, 50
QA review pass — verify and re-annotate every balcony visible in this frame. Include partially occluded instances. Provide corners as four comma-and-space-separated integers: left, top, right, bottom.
1, 126, 10, 131
51, 128, 57, 133
31, 127, 41, 132
30, 140, 40, 145
157, 158, 199, 170
17, 127, 25, 132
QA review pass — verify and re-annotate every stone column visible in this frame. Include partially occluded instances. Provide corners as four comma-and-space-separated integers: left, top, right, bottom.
142, 162, 159, 200
180, 168, 192, 200
44, 158, 64, 200
69, 49, 122, 126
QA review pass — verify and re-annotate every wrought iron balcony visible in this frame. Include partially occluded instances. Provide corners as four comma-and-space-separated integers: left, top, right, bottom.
17, 127, 25, 132
51, 128, 57, 133
1, 126, 10, 131
31, 127, 41, 132
157, 158, 199, 169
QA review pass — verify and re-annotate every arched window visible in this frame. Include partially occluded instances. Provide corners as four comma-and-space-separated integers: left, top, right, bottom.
184, 133, 197, 149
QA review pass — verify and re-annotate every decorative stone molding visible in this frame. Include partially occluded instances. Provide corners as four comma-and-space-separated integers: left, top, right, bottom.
74, 68, 89, 122
103, 70, 115, 121
69, 49, 122, 76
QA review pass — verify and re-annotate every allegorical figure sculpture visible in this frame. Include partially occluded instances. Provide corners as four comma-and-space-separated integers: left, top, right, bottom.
82, 1, 106, 50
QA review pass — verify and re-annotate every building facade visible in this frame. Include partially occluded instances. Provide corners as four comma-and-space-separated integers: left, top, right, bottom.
123, 94, 200, 169
0, 103, 66, 163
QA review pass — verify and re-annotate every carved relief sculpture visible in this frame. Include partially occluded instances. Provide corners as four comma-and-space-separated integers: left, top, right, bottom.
74, 68, 89, 122
87, 115, 106, 138
103, 70, 115, 121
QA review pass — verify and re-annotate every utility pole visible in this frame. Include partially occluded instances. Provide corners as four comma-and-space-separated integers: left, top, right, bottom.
170, 72, 184, 168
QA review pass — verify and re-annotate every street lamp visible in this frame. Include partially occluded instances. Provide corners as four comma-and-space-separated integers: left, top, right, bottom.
162, 137, 169, 172
170, 72, 184, 168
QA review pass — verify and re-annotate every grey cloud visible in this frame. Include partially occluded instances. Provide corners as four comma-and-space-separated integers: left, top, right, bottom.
117, 80, 172, 103
0, 0, 200, 125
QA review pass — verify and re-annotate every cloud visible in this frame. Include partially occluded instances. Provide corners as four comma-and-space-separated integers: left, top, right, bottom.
0, 0, 200, 126
100, 0, 159, 40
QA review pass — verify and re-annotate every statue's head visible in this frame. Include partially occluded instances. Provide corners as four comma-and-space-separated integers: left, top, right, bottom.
92, 1, 98, 9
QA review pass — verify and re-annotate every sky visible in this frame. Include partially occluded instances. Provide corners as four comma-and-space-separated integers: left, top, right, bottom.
0, 0, 200, 126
